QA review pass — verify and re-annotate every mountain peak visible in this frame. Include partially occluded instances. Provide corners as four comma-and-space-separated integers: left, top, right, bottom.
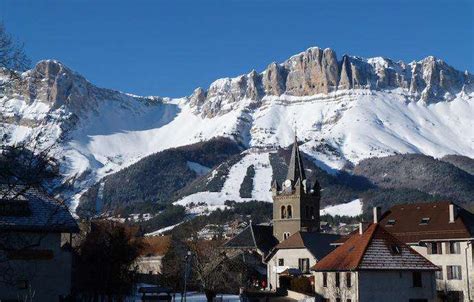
190, 46, 473, 117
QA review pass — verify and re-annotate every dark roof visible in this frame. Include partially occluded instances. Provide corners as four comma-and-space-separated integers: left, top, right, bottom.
223, 223, 278, 256
266, 231, 340, 261
286, 135, 306, 184
379, 201, 474, 243
0, 187, 79, 233
312, 223, 439, 272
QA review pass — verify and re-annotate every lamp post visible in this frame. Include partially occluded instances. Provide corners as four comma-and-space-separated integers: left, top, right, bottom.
183, 251, 192, 302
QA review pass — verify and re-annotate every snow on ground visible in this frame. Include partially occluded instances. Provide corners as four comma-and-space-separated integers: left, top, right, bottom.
145, 221, 184, 236
187, 161, 211, 176
3, 77, 473, 213
320, 199, 363, 217
251, 152, 273, 201
174, 152, 273, 214
129, 291, 239, 302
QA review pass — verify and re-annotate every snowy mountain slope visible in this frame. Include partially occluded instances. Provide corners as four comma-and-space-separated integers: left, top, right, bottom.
174, 151, 273, 214
0, 47, 473, 212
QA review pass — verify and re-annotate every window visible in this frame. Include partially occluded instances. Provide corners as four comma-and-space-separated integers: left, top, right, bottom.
347, 300, 352, 302
390, 244, 401, 254
427, 242, 443, 254
412, 272, 422, 287
283, 232, 290, 240
386, 219, 396, 226
287, 205, 292, 218
323, 272, 327, 287
336, 299, 341, 302
298, 258, 310, 273
346, 272, 352, 287
335, 272, 340, 288
420, 217, 430, 225
447, 265, 462, 280
446, 242, 461, 254
278, 258, 284, 266
281, 206, 286, 219
435, 266, 443, 280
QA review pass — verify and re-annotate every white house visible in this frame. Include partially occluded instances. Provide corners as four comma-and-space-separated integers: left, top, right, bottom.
265, 231, 340, 290
378, 201, 474, 302
313, 222, 439, 302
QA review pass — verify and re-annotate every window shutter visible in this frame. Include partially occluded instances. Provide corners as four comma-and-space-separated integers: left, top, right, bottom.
457, 266, 462, 279
445, 242, 450, 254
426, 243, 432, 254
447, 266, 452, 279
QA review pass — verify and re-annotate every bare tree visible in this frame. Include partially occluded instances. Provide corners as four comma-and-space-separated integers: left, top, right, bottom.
0, 22, 30, 72
73, 220, 144, 301
187, 239, 246, 302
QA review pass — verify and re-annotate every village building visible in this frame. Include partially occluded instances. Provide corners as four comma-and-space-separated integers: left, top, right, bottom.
0, 187, 79, 301
136, 235, 172, 276
225, 135, 339, 291
265, 231, 340, 290
223, 222, 279, 283
313, 221, 439, 302
378, 201, 474, 302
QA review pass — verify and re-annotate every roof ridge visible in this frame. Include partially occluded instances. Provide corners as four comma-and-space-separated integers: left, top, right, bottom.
354, 223, 377, 269
360, 224, 439, 270
249, 222, 258, 247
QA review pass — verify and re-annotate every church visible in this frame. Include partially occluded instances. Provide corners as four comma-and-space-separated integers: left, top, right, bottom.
223, 135, 340, 290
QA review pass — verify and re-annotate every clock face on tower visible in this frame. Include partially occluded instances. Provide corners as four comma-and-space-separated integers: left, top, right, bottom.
284, 179, 292, 188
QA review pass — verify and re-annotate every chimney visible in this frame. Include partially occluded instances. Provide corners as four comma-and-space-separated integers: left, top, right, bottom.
359, 223, 364, 235
373, 207, 382, 224
449, 204, 456, 223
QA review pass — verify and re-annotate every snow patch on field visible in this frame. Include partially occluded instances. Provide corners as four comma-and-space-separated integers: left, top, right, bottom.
320, 199, 363, 217
145, 221, 184, 236
175, 152, 273, 214
187, 161, 211, 176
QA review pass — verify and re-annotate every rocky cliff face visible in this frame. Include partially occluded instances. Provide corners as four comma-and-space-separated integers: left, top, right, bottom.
190, 47, 473, 117
0, 60, 162, 141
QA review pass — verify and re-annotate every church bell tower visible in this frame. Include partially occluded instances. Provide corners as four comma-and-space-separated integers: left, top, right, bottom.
272, 135, 321, 242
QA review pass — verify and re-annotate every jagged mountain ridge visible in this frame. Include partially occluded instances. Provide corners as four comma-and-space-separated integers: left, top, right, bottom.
0, 46, 473, 211
189, 47, 472, 118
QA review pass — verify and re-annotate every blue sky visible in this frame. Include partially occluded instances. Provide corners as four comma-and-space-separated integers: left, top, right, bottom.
1, 0, 473, 97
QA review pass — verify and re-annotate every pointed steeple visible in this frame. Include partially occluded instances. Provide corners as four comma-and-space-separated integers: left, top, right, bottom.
286, 134, 306, 184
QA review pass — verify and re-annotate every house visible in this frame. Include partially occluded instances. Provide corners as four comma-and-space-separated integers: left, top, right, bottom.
223, 222, 279, 284
378, 201, 474, 302
265, 231, 340, 290
136, 235, 172, 275
312, 222, 439, 302
0, 187, 79, 301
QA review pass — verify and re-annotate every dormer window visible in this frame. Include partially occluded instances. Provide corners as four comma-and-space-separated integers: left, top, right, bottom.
386, 219, 396, 227
390, 244, 401, 255
420, 217, 430, 225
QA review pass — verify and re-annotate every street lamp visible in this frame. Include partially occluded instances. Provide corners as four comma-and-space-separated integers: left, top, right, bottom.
183, 251, 192, 302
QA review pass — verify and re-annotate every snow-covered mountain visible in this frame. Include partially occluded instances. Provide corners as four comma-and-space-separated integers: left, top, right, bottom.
1, 47, 473, 213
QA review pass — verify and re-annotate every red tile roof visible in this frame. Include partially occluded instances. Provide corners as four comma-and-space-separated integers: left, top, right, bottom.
312, 223, 439, 272
379, 201, 474, 243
